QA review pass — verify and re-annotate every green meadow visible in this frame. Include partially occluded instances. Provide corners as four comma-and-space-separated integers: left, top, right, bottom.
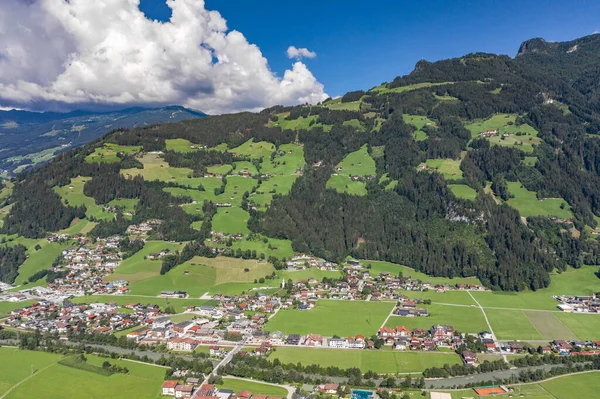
326, 175, 367, 195
335, 144, 376, 176
449, 184, 477, 200
106, 241, 184, 283
403, 114, 436, 141
506, 182, 571, 219
371, 81, 454, 95
260, 143, 305, 175
121, 153, 206, 188
366, 260, 481, 286
424, 158, 463, 180
264, 299, 393, 336
229, 139, 275, 159
210, 235, 295, 259
212, 207, 251, 235
217, 378, 288, 397
269, 114, 332, 132
465, 113, 541, 153
269, 347, 461, 374
165, 138, 199, 153
54, 176, 115, 220
385, 303, 487, 333
323, 98, 362, 111
251, 175, 299, 208
85, 144, 141, 163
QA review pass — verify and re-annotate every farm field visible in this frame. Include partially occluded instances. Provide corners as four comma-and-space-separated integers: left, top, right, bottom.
207, 164, 233, 175
485, 309, 543, 341
371, 81, 454, 95
233, 161, 259, 176
553, 312, 600, 340
85, 144, 141, 163
269, 347, 461, 374
127, 256, 275, 297
0, 348, 64, 397
269, 114, 332, 132
13, 239, 72, 285
323, 98, 361, 111
326, 175, 367, 195
403, 114, 436, 141
3, 352, 164, 399
121, 153, 206, 188
209, 235, 295, 259
539, 371, 600, 398
279, 268, 343, 282
165, 138, 198, 153
217, 378, 288, 397
0, 300, 36, 317
229, 139, 275, 159
471, 266, 599, 311
506, 182, 572, 219
251, 175, 299, 208
523, 311, 577, 340
335, 144, 376, 176
385, 303, 487, 333
424, 159, 463, 180
106, 241, 183, 283
264, 300, 394, 336
260, 143, 305, 175
465, 113, 541, 153
449, 184, 477, 200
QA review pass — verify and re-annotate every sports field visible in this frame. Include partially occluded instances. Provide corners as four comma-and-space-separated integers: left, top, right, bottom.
217, 378, 288, 397
506, 182, 572, 219
385, 303, 487, 333
269, 347, 461, 374
425, 159, 463, 180
1, 349, 165, 399
335, 145, 376, 176
449, 184, 477, 200
264, 300, 393, 336
326, 175, 367, 195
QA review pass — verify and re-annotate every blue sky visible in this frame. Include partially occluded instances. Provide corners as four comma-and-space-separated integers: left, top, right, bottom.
142, 0, 600, 97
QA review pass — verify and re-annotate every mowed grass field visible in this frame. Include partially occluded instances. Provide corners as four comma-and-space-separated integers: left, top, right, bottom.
335, 144, 376, 176
449, 184, 477, 200
506, 182, 572, 219
251, 175, 299, 208
264, 300, 393, 336
106, 241, 183, 283
485, 309, 544, 341
403, 114, 436, 141
209, 235, 295, 259
326, 175, 367, 195
127, 256, 275, 297
425, 158, 463, 180
385, 304, 487, 334
0, 300, 36, 317
269, 347, 461, 374
2, 350, 165, 399
121, 153, 206, 188
212, 207, 251, 234
165, 138, 199, 153
260, 143, 305, 175
85, 144, 141, 163
217, 378, 288, 397
269, 114, 333, 132
229, 139, 275, 159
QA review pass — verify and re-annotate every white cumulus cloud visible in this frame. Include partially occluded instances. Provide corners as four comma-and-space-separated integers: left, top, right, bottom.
0, 0, 327, 114
286, 46, 317, 60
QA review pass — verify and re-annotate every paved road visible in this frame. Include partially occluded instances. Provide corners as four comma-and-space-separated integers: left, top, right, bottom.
202, 337, 247, 385
467, 291, 507, 362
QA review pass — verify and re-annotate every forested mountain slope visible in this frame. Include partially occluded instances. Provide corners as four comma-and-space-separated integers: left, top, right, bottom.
3, 34, 600, 291
0, 106, 206, 177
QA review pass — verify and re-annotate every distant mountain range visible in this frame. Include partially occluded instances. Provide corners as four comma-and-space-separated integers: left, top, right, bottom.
0, 105, 207, 176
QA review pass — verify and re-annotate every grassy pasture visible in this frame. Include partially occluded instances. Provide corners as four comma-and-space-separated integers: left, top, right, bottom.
252, 175, 299, 208
218, 176, 258, 206
485, 309, 544, 340
121, 153, 206, 188
207, 164, 233, 175
465, 113, 541, 153
212, 207, 250, 234
403, 114, 436, 141
323, 98, 361, 111
71, 295, 217, 313
14, 238, 72, 285
523, 310, 577, 340
230, 139, 275, 159
54, 176, 115, 221
0, 300, 36, 317
85, 144, 141, 163
165, 138, 199, 153
449, 184, 477, 200
506, 182, 571, 219
553, 312, 600, 340
264, 300, 393, 336
470, 266, 599, 311
269, 114, 332, 132
210, 235, 295, 259
217, 378, 288, 397
326, 175, 367, 195
233, 161, 259, 176
0, 348, 63, 397
385, 304, 487, 333
106, 241, 183, 283
279, 268, 343, 282
366, 260, 481, 287
335, 144, 376, 177
424, 159, 463, 180
260, 143, 305, 175
269, 347, 461, 374
372, 81, 454, 95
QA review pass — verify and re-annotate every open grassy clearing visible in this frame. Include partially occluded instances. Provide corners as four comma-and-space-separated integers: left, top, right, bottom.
106, 241, 183, 283
165, 138, 200, 153
322, 98, 362, 111
233, 161, 259, 176
14, 239, 72, 285
260, 143, 305, 175
523, 310, 577, 340
4, 352, 164, 399
212, 207, 250, 235
448, 184, 477, 200
553, 312, 600, 340
54, 176, 115, 220
269, 114, 333, 132
128, 256, 275, 297
539, 371, 600, 398
229, 139, 275, 159
269, 347, 461, 374
465, 113, 541, 153
85, 144, 141, 163
107, 198, 138, 214
424, 159, 463, 180
485, 309, 543, 340
0, 300, 36, 317
523, 156, 538, 166
471, 266, 599, 310
265, 300, 393, 336
335, 144, 376, 177
366, 261, 482, 287
209, 235, 295, 259
121, 153, 206, 188
207, 164, 233, 175
326, 175, 367, 195
0, 348, 64, 397
403, 114, 436, 141
217, 378, 288, 397
251, 175, 299, 208
506, 182, 572, 219
279, 268, 342, 282
386, 304, 487, 333
371, 82, 454, 95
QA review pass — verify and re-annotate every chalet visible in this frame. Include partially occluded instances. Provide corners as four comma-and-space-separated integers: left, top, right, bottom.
162, 380, 179, 396
462, 351, 477, 366
175, 385, 194, 399
318, 384, 339, 394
